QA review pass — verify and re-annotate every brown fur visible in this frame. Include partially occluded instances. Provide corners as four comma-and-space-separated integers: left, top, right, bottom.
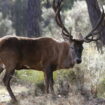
0, 35, 83, 101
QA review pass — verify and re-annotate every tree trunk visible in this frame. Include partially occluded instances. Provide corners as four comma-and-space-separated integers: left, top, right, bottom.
86, 0, 105, 49
11, 0, 28, 36
86, 0, 101, 27
27, 0, 41, 37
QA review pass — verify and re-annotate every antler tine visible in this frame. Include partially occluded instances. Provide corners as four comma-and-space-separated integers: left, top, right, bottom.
53, 0, 73, 40
53, 0, 64, 30
53, 0, 61, 12
84, 7, 104, 42
85, 36, 101, 43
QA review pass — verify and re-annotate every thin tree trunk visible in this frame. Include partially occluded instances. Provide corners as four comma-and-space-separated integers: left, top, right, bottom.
27, 0, 41, 37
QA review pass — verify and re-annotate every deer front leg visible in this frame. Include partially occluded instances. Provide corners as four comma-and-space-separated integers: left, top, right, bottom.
44, 65, 54, 94
3, 70, 17, 102
44, 71, 50, 93
49, 72, 54, 94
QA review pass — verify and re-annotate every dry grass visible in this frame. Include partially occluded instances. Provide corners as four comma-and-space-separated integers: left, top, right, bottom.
1, 88, 105, 105
0, 76, 105, 105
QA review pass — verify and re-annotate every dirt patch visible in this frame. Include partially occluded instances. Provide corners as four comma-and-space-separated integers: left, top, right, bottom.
0, 85, 29, 104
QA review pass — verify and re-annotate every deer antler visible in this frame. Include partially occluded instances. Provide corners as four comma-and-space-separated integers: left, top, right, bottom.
53, 0, 104, 42
84, 7, 105, 42
53, 0, 73, 40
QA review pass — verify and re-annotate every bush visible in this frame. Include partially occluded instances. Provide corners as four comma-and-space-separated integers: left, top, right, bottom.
0, 12, 14, 37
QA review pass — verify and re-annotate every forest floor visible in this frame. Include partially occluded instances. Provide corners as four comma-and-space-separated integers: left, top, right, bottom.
0, 69, 105, 105
0, 83, 105, 105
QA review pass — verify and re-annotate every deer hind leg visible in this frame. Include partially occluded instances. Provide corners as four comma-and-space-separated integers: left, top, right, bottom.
3, 70, 17, 102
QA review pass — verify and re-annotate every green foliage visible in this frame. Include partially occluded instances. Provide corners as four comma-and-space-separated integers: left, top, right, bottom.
16, 70, 57, 83
56, 69, 77, 83
97, 78, 105, 98
63, 0, 77, 10
98, 0, 105, 4
16, 70, 44, 83
41, 0, 76, 9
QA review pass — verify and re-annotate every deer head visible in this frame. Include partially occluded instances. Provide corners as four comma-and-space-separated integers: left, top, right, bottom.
53, 0, 104, 64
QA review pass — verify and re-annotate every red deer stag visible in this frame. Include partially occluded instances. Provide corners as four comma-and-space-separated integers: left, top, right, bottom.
0, 0, 104, 102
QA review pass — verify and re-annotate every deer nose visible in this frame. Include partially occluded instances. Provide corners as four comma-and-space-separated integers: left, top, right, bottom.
76, 59, 81, 64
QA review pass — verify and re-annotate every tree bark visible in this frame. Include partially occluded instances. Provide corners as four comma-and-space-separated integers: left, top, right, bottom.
86, 0, 101, 27
86, 0, 105, 49
27, 0, 41, 37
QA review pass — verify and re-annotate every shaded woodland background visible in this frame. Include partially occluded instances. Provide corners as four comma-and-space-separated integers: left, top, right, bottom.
0, 0, 105, 105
